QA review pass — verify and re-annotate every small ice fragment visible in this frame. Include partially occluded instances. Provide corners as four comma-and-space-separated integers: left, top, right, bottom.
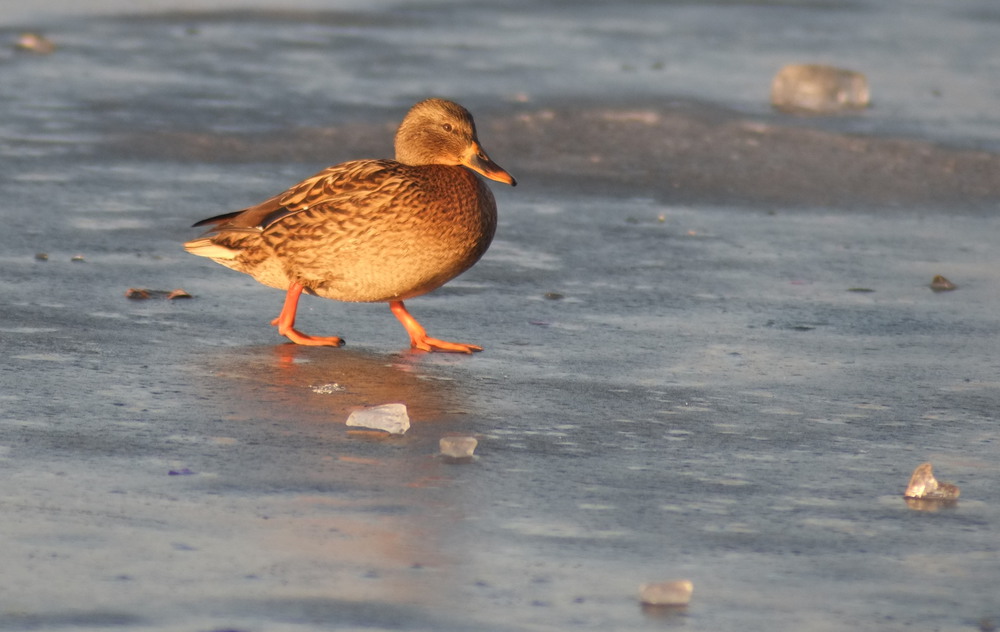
639, 580, 693, 607
930, 275, 956, 292
440, 436, 478, 459
16, 33, 56, 54
770, 64, 870, 114
125, 288, 193, 300
346, 403, 409, 435
311, 383, 345, 394
904, 462, 960, 500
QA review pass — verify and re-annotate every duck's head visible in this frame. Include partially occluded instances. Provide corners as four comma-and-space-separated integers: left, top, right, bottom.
395, 98, 517, 186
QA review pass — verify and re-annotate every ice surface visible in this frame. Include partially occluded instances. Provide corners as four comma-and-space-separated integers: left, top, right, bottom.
3, 2, 1000, 631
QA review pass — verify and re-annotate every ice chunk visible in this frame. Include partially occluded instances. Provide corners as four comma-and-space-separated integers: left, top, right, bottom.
771, 64, 869, 114
17, 33, 56, 55
904, 462, 960, 500
639, 580, 693, 607
311, 383, 345, 394
124, 288, 192, 300
930, 275, 957, 292
346, 403, 410, 435
439, 436, 478, 459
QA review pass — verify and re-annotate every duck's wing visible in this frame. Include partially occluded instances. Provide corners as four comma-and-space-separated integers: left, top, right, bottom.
260, 159, 408, 230
192, 159, 404, 235
185, 160, 408, 258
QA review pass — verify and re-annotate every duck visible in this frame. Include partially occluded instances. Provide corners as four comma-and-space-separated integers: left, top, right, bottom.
184, 98, 516, 353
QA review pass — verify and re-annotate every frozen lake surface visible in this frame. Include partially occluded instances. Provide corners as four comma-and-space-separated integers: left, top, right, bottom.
1, 2, 999, 631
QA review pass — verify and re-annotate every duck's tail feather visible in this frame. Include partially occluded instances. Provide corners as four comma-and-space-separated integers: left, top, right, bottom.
183, 237, 240, 260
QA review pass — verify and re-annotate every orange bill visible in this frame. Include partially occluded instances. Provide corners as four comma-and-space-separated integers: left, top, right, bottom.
463, 142, 517, 186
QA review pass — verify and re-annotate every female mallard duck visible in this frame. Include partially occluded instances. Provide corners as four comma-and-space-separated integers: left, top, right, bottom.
185, 98, 515, 353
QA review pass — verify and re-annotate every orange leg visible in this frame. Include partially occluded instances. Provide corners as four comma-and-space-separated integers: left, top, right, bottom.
270, 282, 344, 347
389, 300, 481, 353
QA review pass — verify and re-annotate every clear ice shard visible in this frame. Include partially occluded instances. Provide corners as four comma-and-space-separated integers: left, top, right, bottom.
346, 403, 410, 435
439, 436, 478, 458
639, 580, 693, 607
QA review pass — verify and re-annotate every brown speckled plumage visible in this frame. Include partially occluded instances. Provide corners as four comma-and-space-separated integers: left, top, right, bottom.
185, 98, 515, 352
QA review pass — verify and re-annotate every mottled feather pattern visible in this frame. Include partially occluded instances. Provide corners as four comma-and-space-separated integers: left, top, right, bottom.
274, 160, 400, 218
191, 161, 496, 302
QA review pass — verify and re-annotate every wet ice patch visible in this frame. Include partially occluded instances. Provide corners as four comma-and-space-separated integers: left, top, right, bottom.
164, 435, 239, 446
598, 109, 660, 125
0, 326, 60, 334
485, 240, 561, 270
71, 217, 154, 230
501, 519, 627, 539
13, 353, 74, 362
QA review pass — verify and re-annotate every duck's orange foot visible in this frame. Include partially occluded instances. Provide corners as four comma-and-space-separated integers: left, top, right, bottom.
388, 300, 482, 354
270, 317, 343, 346
410, 336, 482, 354
279, 327, 345, 347
269, 282, 344, 346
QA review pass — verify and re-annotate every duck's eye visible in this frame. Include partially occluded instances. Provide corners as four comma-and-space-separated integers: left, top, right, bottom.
442, 123, 453, 133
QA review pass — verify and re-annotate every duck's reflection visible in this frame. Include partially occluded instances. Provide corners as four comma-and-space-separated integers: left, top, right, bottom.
190, 344, 480, 609
201, 344, 473, 424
